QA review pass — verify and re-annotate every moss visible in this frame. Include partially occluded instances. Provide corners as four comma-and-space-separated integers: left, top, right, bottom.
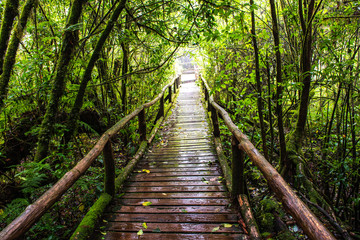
276, 231, 296, 240
259, 212, 275, 232
70, 193, 112, 240
260, 198, 279, 212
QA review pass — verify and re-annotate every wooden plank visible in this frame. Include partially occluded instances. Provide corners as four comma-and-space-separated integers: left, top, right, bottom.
104, 222, 242, 233
98, 232, 249, 240
120, 192, 227, 199
137, 163, 217, 168
130, 176, 221, 182
107, 206, 233, 214
115, 198, 231, 206
134, 167, 219, 172
132, 171, 220, 177
104, 213, 238, 223
124, 185, 226, 193
125, 181, 223, 187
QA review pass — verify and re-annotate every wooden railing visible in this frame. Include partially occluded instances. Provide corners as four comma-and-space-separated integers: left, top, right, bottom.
0, 76, 181, 240
200, 75, 336, 240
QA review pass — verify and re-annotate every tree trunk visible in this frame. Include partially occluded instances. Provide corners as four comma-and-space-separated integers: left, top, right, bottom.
250, 0, 268, 160
121, 14, 131, 114
0, 0, 20, 76
34, 0, 85, 162
268, 0, 287, 174
0, 0, 37, 110
64, 0, 127, 144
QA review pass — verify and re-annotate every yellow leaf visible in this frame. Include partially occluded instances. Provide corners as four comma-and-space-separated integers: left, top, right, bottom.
142, 169, 150, 173
223, 223, 232, 228
142, 201, 152, 206
100, 232, 107, 235
0, 209, 4, 215
137, 229, 144, 236
78, 204, 84, 212
142, 222, 148, 229
212, 227, 220, 232
102, 219, 108, 223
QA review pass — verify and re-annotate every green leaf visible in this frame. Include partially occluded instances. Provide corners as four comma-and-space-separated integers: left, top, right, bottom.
142, 222, 148, 229
142, 201, 152, 206
212, 227, 220, 232
137, 229, 143, 236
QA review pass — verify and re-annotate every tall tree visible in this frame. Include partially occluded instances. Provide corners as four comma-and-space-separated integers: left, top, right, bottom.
64, 0, 127, 144
268, 0, 287, 177
34, 0, 86, 162
0, 0, 20, 76
0, 0, 37, 110
250, 0, 268, 160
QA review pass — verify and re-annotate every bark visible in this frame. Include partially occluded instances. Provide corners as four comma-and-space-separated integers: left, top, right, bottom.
0, 0, 20, 76
121, 14, 131, 114
64, 0, 127, 144
34, 0, 86, 162
0, 0, 37, 110
268, 0, 287, 174
250, 0, 268, 160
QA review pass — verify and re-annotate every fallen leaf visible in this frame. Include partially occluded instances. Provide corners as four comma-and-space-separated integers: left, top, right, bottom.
162, 193, 167, 196
181, 209, 187, 213
152, 227, 161, 233
223, 223, 232, 228
142, 169, 150, 173
137, 229, 143, 236
100, 232, 107, 235
102, 219, 108, 223
212, 227, 220, 232
142, 222, 148, 229
142, 201, 152, 206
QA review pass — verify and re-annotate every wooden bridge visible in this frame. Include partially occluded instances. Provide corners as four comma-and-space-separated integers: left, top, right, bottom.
0, 72, 335, 240
92, 74, 248, 239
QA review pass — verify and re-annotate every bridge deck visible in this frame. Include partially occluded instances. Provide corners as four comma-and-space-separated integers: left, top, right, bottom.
93, 74, 248, 239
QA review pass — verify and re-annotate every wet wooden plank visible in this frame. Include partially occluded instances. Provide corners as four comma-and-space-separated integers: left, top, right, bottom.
130, 175, 221, 182
124, 185, 226, 193
107, 206, 233, 214
104, 222, 242, 233
125, 181, 223, 187
114, 198, 232, 206
134, 167, 219, 172
97, 232, 249, 240
104, 213, 239, 223
120, 192, 228, 199
132, 171, 220, 177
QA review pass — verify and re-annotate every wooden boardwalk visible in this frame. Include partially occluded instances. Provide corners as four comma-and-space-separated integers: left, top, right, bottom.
94, 74, 249, 239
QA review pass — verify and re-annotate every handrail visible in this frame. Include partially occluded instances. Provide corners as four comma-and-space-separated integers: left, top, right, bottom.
0, 76, 181, 240
200, 75, 335, 240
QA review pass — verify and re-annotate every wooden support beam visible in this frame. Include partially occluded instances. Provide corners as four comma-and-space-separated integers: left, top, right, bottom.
231, 135, 245, 197
138, 109, 146, 142
103, 140, 115, 196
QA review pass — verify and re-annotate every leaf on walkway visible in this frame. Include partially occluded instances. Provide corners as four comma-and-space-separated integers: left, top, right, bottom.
152, 227, 161, 233
212, 227, 220, 232
142, 201, 152, 206
142, 222, 148, 229
137, 229, 143, 236
142, 169, 150, 173
223, 223, 232, 228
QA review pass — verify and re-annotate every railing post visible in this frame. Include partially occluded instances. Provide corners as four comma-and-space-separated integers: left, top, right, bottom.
159, 94, 164, 118
138, 109, 146, 142
232, 135, 245, 197
168, 85, 172, 102
103, 140, 115, 196
210, 105, 220, 137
